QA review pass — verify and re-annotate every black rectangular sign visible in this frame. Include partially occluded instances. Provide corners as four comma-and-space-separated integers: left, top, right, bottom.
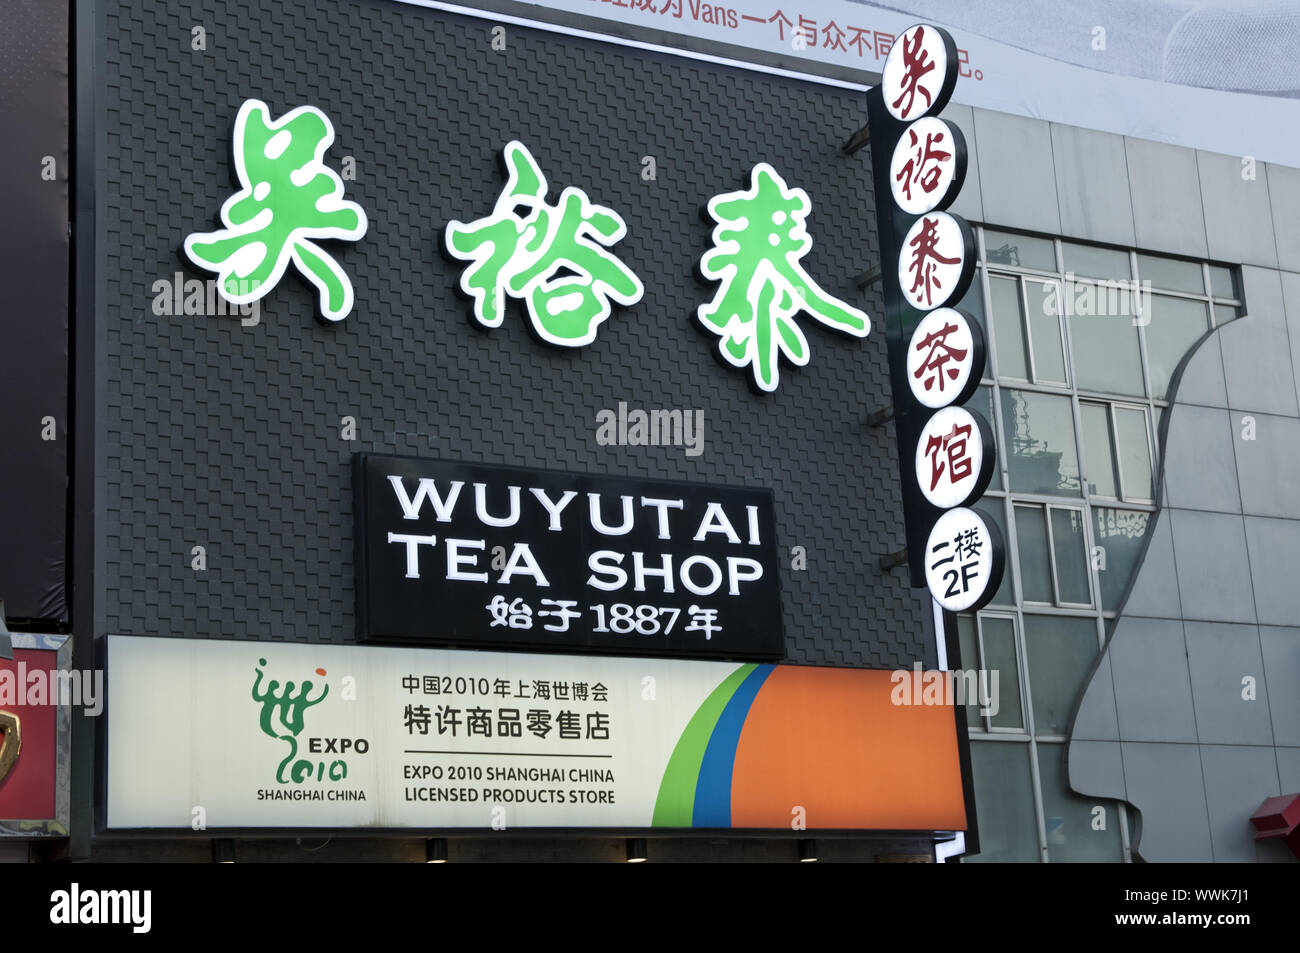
354, 454, 784, 659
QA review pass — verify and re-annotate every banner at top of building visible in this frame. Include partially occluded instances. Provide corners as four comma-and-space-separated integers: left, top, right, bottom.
439, 0, 1300, 168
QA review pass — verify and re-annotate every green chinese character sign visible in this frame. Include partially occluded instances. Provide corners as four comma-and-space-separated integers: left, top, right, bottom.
184, 99, 368, 323
697, 163, 870, 392
445, 140, 644, 347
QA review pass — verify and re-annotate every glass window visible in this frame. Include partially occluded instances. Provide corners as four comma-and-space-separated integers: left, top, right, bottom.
1026, 278, 1067, 385
1068, 293, 1145, 396
1080, 401, 1119, 499
990, 274, 1029, 380
980, 615, 1024, 730
973, 385, 1001, 488
1091, 507, 1150, 611
1050, 507, 1091, 605
1015, 503, 1053, 603
956, 615, 983, 729
1000, 390, 1081, 496
1063, 242, 1130, 282
965, 742, 1040, 862
1214, 304, 1241, 325
1024, 614, 1099, 735
1137, 254, 1203, 294
1144, 294, 1210, 399
984, 229, 1056, 272
956, 267, 986, 333
1209, 264, 1237, 299
1038, 743, 1125, 862
979, 498, 1014, 606
1114, 406, 1153, 502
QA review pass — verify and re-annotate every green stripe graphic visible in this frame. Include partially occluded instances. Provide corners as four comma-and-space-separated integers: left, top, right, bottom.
651, 663, 755, 828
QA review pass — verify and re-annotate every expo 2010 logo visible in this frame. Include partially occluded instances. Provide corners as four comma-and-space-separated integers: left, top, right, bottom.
251, 659, 349, 785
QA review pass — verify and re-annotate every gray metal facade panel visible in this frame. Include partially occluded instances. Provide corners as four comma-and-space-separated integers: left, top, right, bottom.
1259, 627, 1300, 746
971, 108, 1060, 235
1107, 617, 1198, 744
1277, 746, 1300, 791
1268, 164, 1300, 273
1118, 511, 1182, 620
1119, 741, 1214, 862
1067, 651, 1120, 743
1198, 744, 1283, 863
1244, 520, 1300, 628
1170, 510, 1256, 625
1280, 270, 1300, 407
1124, 136, 1208, 259
1220, 321, 1300, 418
1168, 330, 1227, 409
1232, 414, 1300, 519
1182, 621, 1274, 747
94, 0, 931, 668
1162, 405, 1241, 513
1197, 152, 1279, 270
1050, 123, 1135, 248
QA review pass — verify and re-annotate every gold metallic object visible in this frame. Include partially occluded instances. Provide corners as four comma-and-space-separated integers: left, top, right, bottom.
0, 711, 20, 784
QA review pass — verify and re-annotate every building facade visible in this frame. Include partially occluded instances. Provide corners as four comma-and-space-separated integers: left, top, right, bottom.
0, 0, 1296, 863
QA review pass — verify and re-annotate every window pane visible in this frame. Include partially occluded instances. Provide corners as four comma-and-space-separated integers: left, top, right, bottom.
1091, 507, 1151, 611
1144, 295, 1209, 399
984, 229, 1056, 272
1214, 304, 1241, 325
965, 742, 1040, 862
1038, 743, 1124, 862
1068, 292, 1145, 396
1000, 390, 1081, 496
1024, 615, 1098, 735
957, 614, 983, 729
1014, 504, 1053, 603
990, 275, 1029, 379
1209, 265, 1236, 299
973, 385, 1001, 488
1050, 507, 1091, 605
1137, 254, 1203, 294
957, 267, 986, 334
1062, 242, 1130, 282
1114, 407, 1153, 502
980, 616, 1024, 730
980, 498, 1014, 606
1080, 401, 1119, 498
1026, 279, 1067, 385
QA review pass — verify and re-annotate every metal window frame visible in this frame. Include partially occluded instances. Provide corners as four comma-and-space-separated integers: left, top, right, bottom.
1110, 402, 1156, 504
1078, 398, 1121, 501
1023, 275, 1070, 387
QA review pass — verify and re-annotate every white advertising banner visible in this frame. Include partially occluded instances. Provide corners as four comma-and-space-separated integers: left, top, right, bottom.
105, 635, 968, 832
417, 0, 1300, 167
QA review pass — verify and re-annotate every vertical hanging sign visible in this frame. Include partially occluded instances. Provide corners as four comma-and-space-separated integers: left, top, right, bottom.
868, 23, 1004, 614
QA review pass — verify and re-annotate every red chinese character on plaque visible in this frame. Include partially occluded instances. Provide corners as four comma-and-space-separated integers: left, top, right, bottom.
913, 318, 968, 395
907, 308, 980, 408
914, 406, 987, 508
889, 116, 963, 215
897, 212, 970, 311
924, 421, 972, 492
899, 212, 969, 310
881, 24, 954, 121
